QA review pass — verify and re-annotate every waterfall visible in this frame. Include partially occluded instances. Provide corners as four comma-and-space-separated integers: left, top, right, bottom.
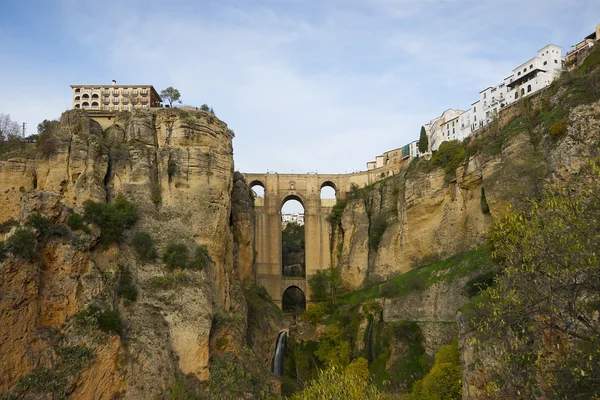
272, 331, 287, 376
366, 318, 374, 364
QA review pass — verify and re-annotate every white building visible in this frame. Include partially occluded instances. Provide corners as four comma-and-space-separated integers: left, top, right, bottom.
428, 109, 464, 151
423, 43, 564, 151
282, 213, 304, 226
505, 44, 563, 104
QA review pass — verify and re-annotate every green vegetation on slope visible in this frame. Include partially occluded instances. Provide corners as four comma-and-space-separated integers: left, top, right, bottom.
465, 159, 600, 399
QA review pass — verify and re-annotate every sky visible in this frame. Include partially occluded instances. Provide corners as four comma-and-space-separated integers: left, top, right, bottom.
1, 0, 599, 176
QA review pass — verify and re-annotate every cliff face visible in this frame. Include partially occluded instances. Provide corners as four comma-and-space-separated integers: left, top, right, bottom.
0, 109, 256, 399
332, 99, 598, 289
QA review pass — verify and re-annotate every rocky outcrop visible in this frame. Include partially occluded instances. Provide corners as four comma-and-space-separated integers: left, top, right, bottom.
0, 108, 252, 399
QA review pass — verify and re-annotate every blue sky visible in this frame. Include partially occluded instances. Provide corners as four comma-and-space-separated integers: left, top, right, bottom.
1, 0, 598, 175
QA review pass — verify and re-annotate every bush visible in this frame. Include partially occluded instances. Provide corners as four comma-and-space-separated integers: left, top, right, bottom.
26, 214, 69, 239
5, 228, 37, 259
464, 271, 496, 298
303, 303, 328, 325
117, 265, 138, 303
0, 218, 18, 234
132, 232, 157, 261
431, 140, 467, 181
189, 245, 211, 270
66, 212, 89, 232
549, 119, 567, 141
163, 243, 189, 270
408, 340, 462, 400
73, 306, 123, 335
289, 363, 388, 400
326, 199, 347, 227
55, 345, 94, 377
96, 309, 123, 334
314, 325, 351, 368
83, 195, 138, 246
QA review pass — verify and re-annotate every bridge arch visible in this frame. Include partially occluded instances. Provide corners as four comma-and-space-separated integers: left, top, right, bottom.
249, 180, 265, 198
282, 285, 306, 314
281, 193, 305, 209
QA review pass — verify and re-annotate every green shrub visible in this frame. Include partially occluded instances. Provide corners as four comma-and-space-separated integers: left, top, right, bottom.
327, 199, 347, 227
314, 325, 351, 368
406, 275, 427, 292
163, 243, 189, 270
289, 362, 388, 400
83, 195, 138, 246
303, 302, 328, 325
73, 306, 123, 335
117, 265, 138, 303
408, 340, 462, 400
431, 140, 467, 181
465, 271, 496, 298
66, 212, 90, 232
0, 218, 18, 233
147, 271, 198, 290
15, 367, 65, 398
56, 345, 94, 377
97, 309, 123, 334
26, 214, 69, 239
189, 245, 211, 270
5, 228, 37, 259
549, 119, 567, 141
132, 231, 157, 261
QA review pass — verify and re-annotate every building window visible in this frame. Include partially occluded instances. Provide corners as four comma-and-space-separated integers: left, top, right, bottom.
521, 88, 525, 95
518, 72, 521, 76
113, 97, 118, 102
527, 85, 532, 93
530, 64, 533, 69
123, 89, 128, 95
113, 89, 119, 94
133, 89, 138, 95
554, 59, 558, 64
515, 92, 518, 99
141, 89, 148, 94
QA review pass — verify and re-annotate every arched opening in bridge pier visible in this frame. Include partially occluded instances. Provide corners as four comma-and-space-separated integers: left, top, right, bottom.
282, 286, 306, 314
320, 181, 337, 200
281, 196, 305, 278
249, 180, 265, 198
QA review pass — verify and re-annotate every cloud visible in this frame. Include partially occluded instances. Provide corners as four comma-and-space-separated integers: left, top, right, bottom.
2, 0, 599, 173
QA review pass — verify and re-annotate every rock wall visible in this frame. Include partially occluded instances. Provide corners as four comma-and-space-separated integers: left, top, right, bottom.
0, 108, 257, 399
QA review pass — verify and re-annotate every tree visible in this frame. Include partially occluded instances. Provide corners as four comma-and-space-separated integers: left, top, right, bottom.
308, 265, 343, 307
314, 325, 352, 367
418, 126, 428, 154
471, 159, 600, 399
289, 360, 389, 400
0, 113, 20, 140
36, 119, 59, 157
160, 87, 182, 107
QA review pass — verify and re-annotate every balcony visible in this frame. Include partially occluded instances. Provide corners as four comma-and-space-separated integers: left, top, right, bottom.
141, 98, 148, 103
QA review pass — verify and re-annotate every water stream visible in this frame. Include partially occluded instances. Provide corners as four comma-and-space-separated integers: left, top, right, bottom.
272, 331, 287, 376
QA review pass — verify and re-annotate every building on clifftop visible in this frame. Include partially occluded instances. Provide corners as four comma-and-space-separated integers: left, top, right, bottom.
70, 80, 162, 111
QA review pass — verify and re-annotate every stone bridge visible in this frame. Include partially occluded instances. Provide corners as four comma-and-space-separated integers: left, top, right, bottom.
242, 171, 384, 309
